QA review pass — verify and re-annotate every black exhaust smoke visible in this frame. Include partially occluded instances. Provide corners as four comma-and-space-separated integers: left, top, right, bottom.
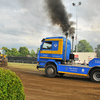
45, 0, 71, 33
45, 0, 75, 63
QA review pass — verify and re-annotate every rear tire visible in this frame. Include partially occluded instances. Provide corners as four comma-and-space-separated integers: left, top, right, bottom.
90, 68, 100, 82
45, 64, 57, 78
2, 58, 8, 66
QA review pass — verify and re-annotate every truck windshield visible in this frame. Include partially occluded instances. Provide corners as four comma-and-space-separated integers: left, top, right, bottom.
42, 42, 52, 49
0, 50, 5, 54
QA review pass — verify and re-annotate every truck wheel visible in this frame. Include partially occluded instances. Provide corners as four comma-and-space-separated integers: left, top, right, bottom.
45, 64, 57, 78
90, 68, 100, 82
2, 58, 8, 66
5, 58, 8, 66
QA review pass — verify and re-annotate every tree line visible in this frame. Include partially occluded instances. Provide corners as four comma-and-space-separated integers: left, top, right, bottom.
2, 39, 100, 58
2, 47, 40, 57
74, 39, 100, 58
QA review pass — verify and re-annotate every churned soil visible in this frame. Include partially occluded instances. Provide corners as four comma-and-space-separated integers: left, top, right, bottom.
1, 66, 100, 100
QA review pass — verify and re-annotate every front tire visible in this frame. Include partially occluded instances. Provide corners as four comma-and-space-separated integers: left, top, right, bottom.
90, 68, 100, 82
45, 64, 57, 78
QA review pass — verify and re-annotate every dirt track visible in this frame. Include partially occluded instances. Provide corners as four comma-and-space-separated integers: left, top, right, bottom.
1, 66, 100, 100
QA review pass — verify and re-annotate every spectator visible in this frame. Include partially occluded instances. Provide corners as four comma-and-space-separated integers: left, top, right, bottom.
83, 60, 87, 65
78, 60, 81, 65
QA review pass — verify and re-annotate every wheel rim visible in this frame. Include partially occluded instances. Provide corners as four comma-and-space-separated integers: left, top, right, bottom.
47, 68, 54, 75
93, 72, 100, 81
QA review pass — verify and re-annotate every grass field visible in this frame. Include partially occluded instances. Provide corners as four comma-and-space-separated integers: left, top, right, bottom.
8, 62, 39, 71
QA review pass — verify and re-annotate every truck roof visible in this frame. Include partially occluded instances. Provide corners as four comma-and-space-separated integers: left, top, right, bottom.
45, 36, 70, 43
45, 36, 64, 39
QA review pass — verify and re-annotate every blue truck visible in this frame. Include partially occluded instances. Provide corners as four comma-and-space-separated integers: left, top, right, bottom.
37, 36, 100, 82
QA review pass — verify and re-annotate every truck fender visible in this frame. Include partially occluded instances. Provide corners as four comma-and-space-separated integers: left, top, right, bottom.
44, 60, 58, 71
88, 66, 100, 75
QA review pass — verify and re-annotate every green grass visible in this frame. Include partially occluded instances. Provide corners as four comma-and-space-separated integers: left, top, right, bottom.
8, 62, 38, 71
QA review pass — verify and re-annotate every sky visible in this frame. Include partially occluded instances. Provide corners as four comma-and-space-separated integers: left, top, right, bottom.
0, 0, 100, 52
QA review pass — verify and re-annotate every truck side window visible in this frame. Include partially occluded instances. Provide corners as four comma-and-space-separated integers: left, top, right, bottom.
42, 42, 52, 49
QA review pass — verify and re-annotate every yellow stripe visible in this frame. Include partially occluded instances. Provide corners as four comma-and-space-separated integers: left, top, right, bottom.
40, 39, 63, 54
40, 57, 62, 60
45, 39, 63, 41
58, 71, 88, 76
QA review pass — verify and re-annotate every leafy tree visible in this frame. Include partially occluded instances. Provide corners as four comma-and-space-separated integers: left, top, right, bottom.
36, 48, 40, 54
19, 47, 30, 57
11, 48, 20, 57
2, 47, 11, 56
30, 50, 36, 57
77, 40, 93, 52
95, 44, 100, 58
35, 48, 40, 57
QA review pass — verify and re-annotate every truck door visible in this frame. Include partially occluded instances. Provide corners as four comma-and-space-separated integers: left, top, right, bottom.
40, 38, 63, 60
51, 41, 59, 59
40, 41, 52, 59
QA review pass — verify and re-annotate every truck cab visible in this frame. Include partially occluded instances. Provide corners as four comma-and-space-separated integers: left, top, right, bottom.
37, 37, 100, 82
37, 37, 71, 67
